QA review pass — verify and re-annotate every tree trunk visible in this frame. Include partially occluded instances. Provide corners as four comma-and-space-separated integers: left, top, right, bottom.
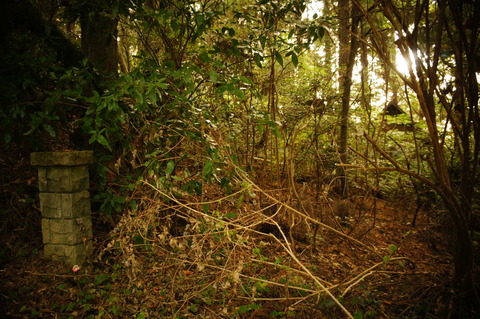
80, 1, 118, 76
337, 0, 360, 198
358, 0, 479, 312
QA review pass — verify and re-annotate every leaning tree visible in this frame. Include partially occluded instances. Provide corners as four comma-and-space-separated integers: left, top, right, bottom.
357, 0, 479, 312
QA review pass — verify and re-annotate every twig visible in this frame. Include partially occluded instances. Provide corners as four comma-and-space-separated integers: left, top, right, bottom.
363, 133, 444, 196
144, 180, 355, 318
271, 232, 355, 319
238, 170, 381, 258
340, 257, 414, 297
21, 270, 90, 278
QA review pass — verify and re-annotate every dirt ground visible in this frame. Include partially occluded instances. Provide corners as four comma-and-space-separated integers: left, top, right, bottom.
0, 172, 463, 318
2, 149, 477, 318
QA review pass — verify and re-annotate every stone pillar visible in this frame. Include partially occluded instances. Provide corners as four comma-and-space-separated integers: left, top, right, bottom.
31, 151, 94, 266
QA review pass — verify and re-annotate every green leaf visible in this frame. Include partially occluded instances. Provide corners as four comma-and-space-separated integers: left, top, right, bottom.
94, 274, 109, 285
199, 52, 211, 62
213, 61, 226, 69
82, 117, 93, 130
130, 200, 138, 211
96, 134, 111, 150
136, 312, 146, 319
291, 51, 298, 67
109, 305, 121, 315
224, 212, 238, 219
43, 123, 56, 137
236, 194, 244, 208
239, 76, 253, 85
94, 115, 103, 126
317, 26, 325, 40
272, 126, 282, 138
165, 160, 175, 175
389, 244, 398, 255
209, 69, 218, 83
88, 133, 97, 144
189, 305, 198, 313
97, 100, 107, 112
136, 93, 144, 108
113, 193, 126, 204
148, 89, 158, 105
354, 310, 364, 319
203, 160, 214, 178
259, 35, 267, 49
254, 53, 263, 68
171, 19, 179, 32
230, 153, 239, 166
275, 51, 283, 66
233, 88, 246, 100
288, 28, 295, 39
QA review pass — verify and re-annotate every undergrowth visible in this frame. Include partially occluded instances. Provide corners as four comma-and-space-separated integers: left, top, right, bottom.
0, 93, 456, 318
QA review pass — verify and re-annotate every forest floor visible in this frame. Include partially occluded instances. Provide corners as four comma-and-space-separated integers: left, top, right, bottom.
0, 161, 460, 319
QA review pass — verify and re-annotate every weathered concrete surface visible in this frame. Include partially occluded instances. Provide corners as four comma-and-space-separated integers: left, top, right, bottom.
39, 191, 91, 219
41, 216, 93, 245
44, 243, 92, 265
32, 151, 94, 266
37, 166, 90, 193
31, 151, 94, 167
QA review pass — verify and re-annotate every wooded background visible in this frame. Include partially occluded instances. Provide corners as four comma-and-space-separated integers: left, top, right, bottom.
0, 0, 479, 317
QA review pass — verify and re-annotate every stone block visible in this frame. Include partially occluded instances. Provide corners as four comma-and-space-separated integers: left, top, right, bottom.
37, 166, 89, 192
44, 243, 91, 266
42, 216, 93, 245
39, 191, 91, 219
32, 151, 94, 266
31, 151, 94, 167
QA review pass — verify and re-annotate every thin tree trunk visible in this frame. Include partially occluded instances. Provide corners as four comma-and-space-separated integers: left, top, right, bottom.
356, 0, 479, 311
337, 0, 360, 198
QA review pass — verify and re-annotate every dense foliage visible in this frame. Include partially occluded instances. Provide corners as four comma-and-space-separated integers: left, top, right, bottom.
1, 0, 479, 317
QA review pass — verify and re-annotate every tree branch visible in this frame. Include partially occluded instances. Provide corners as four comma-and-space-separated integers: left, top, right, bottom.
363, 132, 446, 198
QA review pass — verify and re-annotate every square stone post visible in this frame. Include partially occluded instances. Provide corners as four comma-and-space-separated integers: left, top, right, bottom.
31, 151, 94, 266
